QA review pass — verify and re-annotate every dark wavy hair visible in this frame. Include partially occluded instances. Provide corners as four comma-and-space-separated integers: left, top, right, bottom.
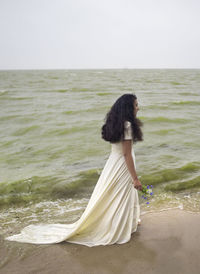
101, 93, 143, 143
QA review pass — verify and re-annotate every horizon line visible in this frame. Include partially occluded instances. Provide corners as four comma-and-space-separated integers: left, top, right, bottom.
0, 67, 200, 71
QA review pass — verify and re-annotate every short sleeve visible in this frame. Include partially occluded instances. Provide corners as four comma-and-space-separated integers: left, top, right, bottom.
124, 121, 132, 140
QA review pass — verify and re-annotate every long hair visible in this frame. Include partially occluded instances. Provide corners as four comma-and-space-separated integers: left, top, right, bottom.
101, 93, 143, 143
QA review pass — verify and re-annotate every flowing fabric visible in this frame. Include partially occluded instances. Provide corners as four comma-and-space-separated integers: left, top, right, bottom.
5, 121, 140, 247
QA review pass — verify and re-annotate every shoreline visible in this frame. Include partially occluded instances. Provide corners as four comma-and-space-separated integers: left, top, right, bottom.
1, 208, 200, 274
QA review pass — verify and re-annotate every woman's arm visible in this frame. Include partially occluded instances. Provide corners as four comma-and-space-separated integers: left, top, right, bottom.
122, 140, 142, 191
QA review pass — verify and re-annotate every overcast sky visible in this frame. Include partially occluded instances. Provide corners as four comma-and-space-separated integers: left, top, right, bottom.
0, 0, 200, 69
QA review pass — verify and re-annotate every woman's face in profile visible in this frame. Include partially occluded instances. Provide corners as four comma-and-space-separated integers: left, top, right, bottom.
133, 99, 139, 117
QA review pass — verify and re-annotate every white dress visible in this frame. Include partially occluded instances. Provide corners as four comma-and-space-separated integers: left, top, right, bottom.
5, 121, 140, 247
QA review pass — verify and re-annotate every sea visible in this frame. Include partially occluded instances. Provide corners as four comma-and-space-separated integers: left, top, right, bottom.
0, 69, 200, 239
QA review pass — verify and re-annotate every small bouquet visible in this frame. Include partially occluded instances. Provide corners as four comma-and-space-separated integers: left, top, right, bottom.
140, 185, 154, 206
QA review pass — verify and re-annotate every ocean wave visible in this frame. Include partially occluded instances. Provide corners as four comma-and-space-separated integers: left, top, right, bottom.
172, 101, 200, 106
62, 105, 108, 115
151, 129, 177, 135
97, 92, 113, 96
140, 116, 189, 123
170, 81, 182, 85
164, 176, 200, 192
0, 89, 8, 95
0, 169, 99, 207
140, 162, 200, 187
13, 125, 40, 136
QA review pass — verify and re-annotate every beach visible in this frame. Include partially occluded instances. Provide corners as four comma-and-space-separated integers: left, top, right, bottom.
1, 208, 200, 274
0, 69, 200, 273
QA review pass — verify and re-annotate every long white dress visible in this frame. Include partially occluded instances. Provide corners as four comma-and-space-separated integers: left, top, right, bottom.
5, 121, 140, 247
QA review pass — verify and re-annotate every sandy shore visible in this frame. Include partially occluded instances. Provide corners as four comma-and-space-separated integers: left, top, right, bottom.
1, 209, 200, 274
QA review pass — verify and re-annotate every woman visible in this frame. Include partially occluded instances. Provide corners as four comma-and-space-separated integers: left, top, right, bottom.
5, 93, 143, 247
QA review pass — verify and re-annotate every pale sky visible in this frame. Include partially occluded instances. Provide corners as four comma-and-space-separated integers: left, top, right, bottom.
0, 0, 200, 69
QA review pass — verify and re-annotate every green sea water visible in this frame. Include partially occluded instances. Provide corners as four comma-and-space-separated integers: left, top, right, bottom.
0, 69, 200, 238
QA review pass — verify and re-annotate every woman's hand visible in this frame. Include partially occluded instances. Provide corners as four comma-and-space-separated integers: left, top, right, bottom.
133, 178, 142, 191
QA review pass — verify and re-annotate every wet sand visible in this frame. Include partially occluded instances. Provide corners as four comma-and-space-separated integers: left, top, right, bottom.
1, 209, 200, 274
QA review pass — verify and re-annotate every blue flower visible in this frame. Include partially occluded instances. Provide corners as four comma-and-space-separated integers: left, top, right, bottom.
146, 202, 149, 204
147, 185, 150, 189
